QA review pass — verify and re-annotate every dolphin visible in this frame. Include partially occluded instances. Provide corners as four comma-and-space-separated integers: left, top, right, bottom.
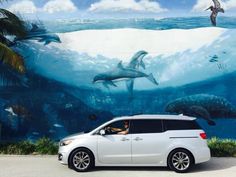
128, 50, 148, 69
165, 94, 236, 126
93, 62, 158, 93
36, 34, 61, 45
205, 0, 224, 26
15, 33, 61, 45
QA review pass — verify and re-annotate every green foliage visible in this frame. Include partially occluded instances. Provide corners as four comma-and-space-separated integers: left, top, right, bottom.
0, 141, 35, 155
0, 138, 58, 155
0, 8, 26, 37
0, 42, 25, 73
35, 137, 58, 155
208, 137, 236, 157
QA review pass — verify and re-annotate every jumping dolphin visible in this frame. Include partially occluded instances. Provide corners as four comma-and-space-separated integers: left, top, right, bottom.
128, 50, 148, 69
165, 94, 236, 126
205, 0, 224, 26
14, 21, 61, 45
93, 62, 158, 93
36, 34, 61, 45
15, 33, 61, 45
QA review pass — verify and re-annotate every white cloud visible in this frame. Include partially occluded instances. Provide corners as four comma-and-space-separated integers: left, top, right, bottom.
7, 0, 77, 14
225, 0, 236, 9
89, 0, 168, 13
8, 0, 37, 14
43, 0, 77, 14
192, 0, 236, 12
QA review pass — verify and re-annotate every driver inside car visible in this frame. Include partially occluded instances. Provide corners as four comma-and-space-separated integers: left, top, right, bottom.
106, 120, 129, 135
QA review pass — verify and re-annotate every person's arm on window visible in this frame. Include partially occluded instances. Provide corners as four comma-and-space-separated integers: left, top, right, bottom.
118, 130, 128, 135
108, 127, 122, 132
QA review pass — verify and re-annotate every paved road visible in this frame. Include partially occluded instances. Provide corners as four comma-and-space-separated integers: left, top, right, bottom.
0, 156, 235, 177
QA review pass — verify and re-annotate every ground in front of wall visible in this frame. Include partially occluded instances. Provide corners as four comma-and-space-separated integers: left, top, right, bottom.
0, 156, 235, 177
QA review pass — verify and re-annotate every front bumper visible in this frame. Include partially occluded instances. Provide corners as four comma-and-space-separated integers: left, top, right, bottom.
58, 147, 70, 165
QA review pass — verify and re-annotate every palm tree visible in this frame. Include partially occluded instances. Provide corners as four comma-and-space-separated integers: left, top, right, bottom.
0, 7, 26, 75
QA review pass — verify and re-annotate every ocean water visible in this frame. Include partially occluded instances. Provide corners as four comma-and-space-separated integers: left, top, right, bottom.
43, 16, 236, 33
23, 23, 236, 90
2, 16, 236, 140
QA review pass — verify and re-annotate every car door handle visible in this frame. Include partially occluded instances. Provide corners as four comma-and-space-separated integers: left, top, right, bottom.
121, 137, 130, 141
133, 137, 143, 141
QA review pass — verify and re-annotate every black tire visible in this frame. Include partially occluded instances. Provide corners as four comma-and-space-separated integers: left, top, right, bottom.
68, 148, 94, 172
168, 149, 194, 173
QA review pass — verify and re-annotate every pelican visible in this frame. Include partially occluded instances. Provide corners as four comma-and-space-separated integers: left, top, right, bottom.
205, 0, 224, 26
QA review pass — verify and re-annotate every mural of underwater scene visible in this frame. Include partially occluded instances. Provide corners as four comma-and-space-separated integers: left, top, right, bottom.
0, 0, 236, 141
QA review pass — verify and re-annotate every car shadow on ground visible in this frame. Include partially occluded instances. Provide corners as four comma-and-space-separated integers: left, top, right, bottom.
92, 158, 236, 173
190, 158, 236, 173
93, 166, 170, 172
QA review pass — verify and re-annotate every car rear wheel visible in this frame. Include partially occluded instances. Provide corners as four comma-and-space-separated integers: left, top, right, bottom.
69, 148, 94, 172
168, 149, 193, 173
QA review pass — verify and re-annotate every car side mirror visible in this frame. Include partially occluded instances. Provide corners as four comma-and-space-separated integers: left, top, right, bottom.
99, 129, 105, 136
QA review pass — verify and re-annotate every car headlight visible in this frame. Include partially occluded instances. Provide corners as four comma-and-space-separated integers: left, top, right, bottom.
59, 139, 74, 146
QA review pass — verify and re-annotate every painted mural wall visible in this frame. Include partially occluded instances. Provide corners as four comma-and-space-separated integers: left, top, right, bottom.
0, 0, 236, 141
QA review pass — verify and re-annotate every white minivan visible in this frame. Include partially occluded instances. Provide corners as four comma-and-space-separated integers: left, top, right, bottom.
58, 114, 211, 173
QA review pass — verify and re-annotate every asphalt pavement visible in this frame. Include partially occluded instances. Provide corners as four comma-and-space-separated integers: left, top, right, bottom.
0, 156, 235, 177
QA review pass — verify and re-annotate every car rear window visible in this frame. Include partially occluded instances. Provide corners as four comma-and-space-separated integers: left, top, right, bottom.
130, 119, 163, 134
163, 120, 201, 131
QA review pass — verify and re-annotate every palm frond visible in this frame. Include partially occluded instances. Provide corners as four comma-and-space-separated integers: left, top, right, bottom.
0, 42, 25, 73
0, 63, 25, 86
0, 34, 14, 46
0, 8, 26, 37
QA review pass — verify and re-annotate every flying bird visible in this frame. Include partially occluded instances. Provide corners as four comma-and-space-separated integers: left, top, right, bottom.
205, 0, 225, 26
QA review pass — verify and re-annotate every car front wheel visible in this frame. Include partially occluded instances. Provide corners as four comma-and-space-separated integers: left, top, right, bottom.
69, 148, 94, 172
168, 149, 193, 173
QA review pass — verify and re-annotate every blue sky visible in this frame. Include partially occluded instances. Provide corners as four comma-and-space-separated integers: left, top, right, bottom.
1, 0, 235, 19
55, 0, 195, 10
2, 0, 197, 10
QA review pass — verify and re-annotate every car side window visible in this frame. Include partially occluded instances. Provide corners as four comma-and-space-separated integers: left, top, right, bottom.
130, 119, 163, 134
103, 120, 129, 135
163, 120, 201, 131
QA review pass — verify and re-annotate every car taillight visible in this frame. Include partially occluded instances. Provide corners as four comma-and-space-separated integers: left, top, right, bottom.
200, 132, 207, 139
